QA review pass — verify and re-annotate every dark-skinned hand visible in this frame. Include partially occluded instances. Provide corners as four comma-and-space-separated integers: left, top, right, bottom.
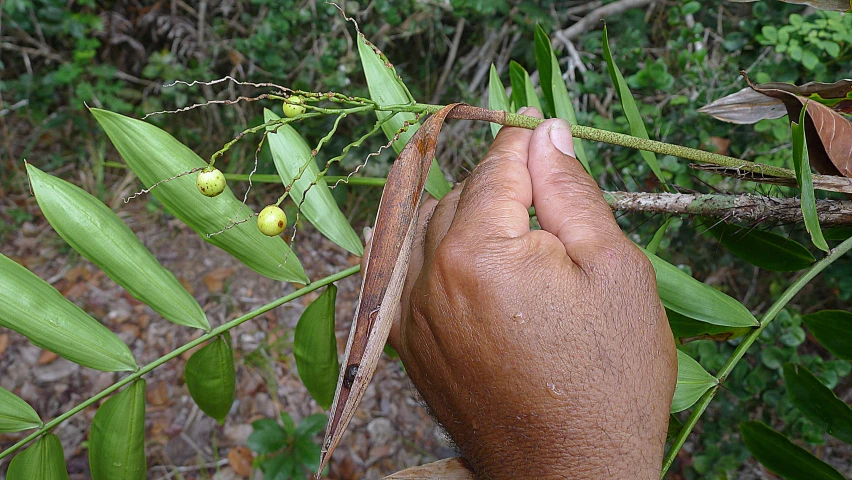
364, 108, 677, 479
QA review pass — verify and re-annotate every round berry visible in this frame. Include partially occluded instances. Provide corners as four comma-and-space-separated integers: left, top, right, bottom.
257, 205, 287, 236
196, 167, 226, 197
283, 96, 306, 118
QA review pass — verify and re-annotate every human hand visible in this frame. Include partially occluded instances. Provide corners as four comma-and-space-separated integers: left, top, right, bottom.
367, 108, 677, 479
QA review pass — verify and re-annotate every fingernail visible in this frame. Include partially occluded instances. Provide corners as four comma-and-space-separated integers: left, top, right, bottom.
363, 227, 373, 245
517, 106, 529, 115
549, 119, 576, 157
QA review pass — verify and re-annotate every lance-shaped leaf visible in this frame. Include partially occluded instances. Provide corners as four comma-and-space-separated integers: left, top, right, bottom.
671, 350, 718, 413
803, 310, 852, 360
748, 79, 852, 177
699, 80, 852, 124
667, 309, 751, 342
0, 254, 137, 372
488, 64, 510, 138
27, 165, 209, 331
729, 0, 851, 12
0, 386, 41, 432
642, 249, 759, 329
645, 218, 672, 256
91, 109, 308, 283
741, 421, 845, 480
357, 35, 450, 200
185, 333, 236, 425
792, 106, 830, 252
602, 26, 667, 188
698, 87, 788, 124
783, 363, 852, 444
6, 434, 69, 480
533, 24, 589, 172
508, 61, 542, 113
89, 379, 146, 480
320, 104, 477, 474
264, 109, 364, 256
698, 220, 815, 272
294, 285, 339, 410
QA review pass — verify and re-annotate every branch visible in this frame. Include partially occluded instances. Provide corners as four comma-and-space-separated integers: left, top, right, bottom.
604, 191, 852, 226
552, 0, 656, 47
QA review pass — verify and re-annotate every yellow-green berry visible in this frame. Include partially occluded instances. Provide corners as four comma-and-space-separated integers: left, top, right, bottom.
258, 205, 287, 236
196, 167, 226, 197
283, 96, 306, 118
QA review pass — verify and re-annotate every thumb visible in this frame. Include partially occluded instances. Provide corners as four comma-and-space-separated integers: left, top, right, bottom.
527, 119, 627, 264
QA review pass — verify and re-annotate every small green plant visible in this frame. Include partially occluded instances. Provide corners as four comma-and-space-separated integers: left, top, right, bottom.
759, 11, 852, 71
247, 412, 327, 479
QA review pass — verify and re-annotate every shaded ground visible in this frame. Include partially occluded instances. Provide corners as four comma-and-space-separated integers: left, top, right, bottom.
0, 182, 454, 480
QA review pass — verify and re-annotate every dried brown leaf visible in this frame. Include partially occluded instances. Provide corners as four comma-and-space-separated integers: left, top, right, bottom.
750, 82, 852, 176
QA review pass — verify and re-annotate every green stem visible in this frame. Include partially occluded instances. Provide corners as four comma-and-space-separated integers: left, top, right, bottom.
415, 104, 796, 180
661, 235, 852, 477
0, 265, 361, 460
224, 173, 387, 187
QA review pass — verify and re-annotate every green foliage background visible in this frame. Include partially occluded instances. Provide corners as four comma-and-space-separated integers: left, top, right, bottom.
2, 1, 851, 478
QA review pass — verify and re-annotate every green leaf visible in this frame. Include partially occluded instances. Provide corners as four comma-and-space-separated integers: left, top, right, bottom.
357, 35, 450, 200
602, 26, 667, 188
488, 64, 510, 138
91, 109, 308, 283
667, 309, 751, 342
294, 285, 339, 409
803, 310, 852, 360
263, 109, 364, 256
646, 218, 672, 256
295, 414, 328, 437
699, 220, 815, 272
248, 419, 289, 454
667, 414, 684, 443
0, 254, 137, 372
0, 386, 41, 433
89, 379, 146, 480
824, 228, 852, 241
792, 105, 829, 252
523, 69, 543, 113
533, 24, 589, 172
508, 61, 541, 112
185, 333, 236, 425
741, 421, 845, 480
784, 363, 852, 444
672, 350, 718, 413
27, 165, 209, 330
643, 249, 759, 329
509, 60, 527, 111
6, 434, 70, 480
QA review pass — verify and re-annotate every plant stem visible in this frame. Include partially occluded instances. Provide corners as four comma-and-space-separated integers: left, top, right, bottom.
0, 265, 361, 460
660, 235, 852, 477
224, 174, 852, 226
224, 173, 388, 187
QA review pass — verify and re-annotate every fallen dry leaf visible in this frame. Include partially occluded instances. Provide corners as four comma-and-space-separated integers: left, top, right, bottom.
0, 333, 8, 356
38, 350, 59, 365
744, 74, 852, 177
384, 458, 475, 479
228, 446, 254, 477
146, 380, 170, 406
204, 268, 234, 292
708, 137, 731, 156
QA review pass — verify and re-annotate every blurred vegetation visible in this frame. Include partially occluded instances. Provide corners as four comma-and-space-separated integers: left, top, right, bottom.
2, 1, 851, 478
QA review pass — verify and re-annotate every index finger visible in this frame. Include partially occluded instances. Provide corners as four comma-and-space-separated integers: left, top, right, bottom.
449, 108, 543, 239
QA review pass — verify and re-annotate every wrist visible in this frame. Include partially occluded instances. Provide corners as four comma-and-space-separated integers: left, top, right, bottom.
450, 404, 663, 480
